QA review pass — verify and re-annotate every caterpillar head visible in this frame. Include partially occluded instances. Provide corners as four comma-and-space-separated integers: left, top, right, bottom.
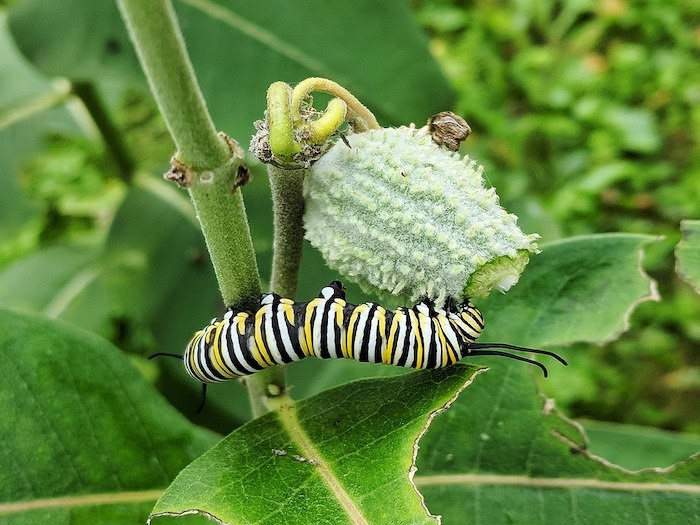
447, 298, 567, 376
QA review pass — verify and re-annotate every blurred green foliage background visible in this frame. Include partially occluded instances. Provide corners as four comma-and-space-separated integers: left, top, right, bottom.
413, 0, 700, 432
1, 0, 698, 434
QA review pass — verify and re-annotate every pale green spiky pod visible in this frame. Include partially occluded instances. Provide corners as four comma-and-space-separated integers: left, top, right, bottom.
303, 125, 539, 304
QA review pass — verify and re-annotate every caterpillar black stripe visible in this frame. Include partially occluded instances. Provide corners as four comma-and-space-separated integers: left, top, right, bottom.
153, 281, 566, 386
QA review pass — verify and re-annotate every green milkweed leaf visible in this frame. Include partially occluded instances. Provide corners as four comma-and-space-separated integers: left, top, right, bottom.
479, 233, 661, 347
0, 13, 79, 242
0, 308, 219, 523
676, 220, 700, 294
0, 245, 106, 327
7, 0, 453, 136
581, 420, 700, 472
407, 232, 698, 524
150, 365, 482, 525
417, 362, 700, 525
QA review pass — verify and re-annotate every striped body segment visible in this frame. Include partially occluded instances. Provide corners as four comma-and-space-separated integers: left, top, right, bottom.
184, 281, 485, 384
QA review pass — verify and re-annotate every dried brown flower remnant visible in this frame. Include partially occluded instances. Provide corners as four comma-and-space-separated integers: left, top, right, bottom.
427, 111, 471, 151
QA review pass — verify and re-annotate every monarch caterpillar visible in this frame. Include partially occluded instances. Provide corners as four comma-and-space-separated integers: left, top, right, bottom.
153, 281, 566, 389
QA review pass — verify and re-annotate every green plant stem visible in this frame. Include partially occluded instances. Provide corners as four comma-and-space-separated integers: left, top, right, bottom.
116, 0, 229, 170
71, 81, 135, 182
268, 167, 306, 299
117, 0, 260, 308
117, 0, 281, 416
245, 165, 308, 416
187, 166, 262, 311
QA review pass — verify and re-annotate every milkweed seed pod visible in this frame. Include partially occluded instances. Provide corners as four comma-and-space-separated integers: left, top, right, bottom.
303, 125, 539, 304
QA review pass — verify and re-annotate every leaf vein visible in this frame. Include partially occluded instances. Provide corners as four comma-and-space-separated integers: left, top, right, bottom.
414, 474, 700, 494
0, 489, 164, 514
178, 0, 339, 78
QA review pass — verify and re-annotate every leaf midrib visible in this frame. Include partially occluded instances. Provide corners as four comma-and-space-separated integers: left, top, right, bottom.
275, 399, 371, 525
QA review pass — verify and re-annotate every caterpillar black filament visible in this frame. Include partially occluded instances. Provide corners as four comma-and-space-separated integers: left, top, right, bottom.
153, 281, 566, 385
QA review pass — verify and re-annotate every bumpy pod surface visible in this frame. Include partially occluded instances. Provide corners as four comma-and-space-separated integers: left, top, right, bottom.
303, 126, 539, 304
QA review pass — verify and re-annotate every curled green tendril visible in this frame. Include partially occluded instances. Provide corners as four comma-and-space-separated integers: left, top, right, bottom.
290, 77, 378, 132
308, 98, 348, 144
267, 82, 301, 161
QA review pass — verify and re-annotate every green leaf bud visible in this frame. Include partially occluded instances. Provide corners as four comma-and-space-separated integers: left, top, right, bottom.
303, 125, 539, 303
